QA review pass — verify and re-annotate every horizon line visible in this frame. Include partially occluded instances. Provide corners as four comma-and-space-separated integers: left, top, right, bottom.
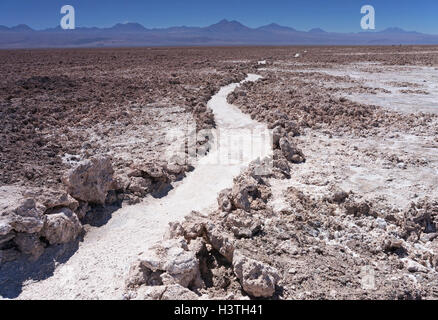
0, 19, 435, 36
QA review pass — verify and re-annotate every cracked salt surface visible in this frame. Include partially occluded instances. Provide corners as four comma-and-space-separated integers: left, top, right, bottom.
302, 63, 438, 114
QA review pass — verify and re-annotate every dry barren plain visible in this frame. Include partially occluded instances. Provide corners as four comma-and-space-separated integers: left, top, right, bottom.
1, 46, 437, 300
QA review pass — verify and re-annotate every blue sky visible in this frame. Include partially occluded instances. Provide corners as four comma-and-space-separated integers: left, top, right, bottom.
1, 0, 438, 33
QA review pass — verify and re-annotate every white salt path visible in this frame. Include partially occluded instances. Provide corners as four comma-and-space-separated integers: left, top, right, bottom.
16, 74, 272, 300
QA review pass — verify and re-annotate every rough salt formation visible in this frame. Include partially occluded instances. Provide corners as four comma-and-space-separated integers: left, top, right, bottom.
125, 160, 287, 300
125, 54, 438, 299
13, 233, 44, 259
0, 48, 251, 192
0, 48, 252, 266
0, 186, 84, 263
278, 137, 305, 164
63, 156, 115, 205
233, 251, 280, 298
224, 52, 438, 299
0, 98, 228, 262
33, 189, 79, 213
124, 162, 194, 202
159, 164, 437, 299
0, 53, 253, 263
205, 223, 235, 263
129, 284, 199, 300
126, 238, 203, 290
3, 47, 438, 298
41, 208, 82, 245
0, 154, 124, 264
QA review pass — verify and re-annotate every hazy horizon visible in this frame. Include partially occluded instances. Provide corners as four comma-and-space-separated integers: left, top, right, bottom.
1, 0, 438, 34
2, 19, 437, 35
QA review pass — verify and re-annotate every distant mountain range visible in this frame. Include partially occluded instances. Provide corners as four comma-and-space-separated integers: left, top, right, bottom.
1, 19, 437, 48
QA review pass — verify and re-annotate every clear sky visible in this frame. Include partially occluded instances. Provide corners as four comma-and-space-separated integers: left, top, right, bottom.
1, 0, 438, 34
